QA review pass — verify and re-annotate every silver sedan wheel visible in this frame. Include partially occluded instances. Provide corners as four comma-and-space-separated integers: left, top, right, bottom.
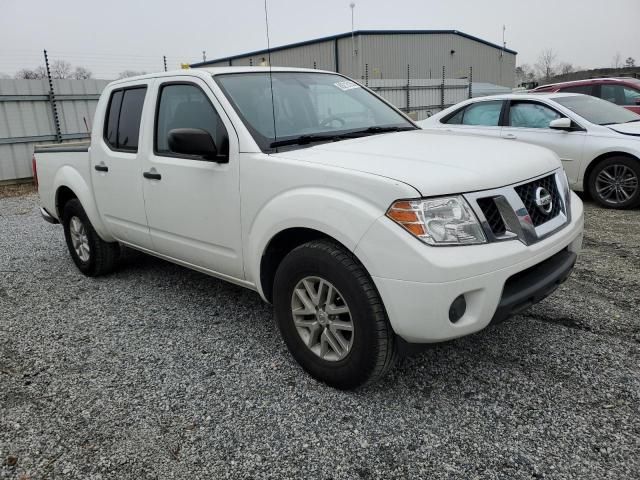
595, 164, 639, 205
69, 216, 90, 262
291, 276, 354, 362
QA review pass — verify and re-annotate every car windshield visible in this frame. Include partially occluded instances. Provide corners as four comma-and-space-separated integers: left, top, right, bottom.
214, 71, 415, 151
554, 95, 640, 125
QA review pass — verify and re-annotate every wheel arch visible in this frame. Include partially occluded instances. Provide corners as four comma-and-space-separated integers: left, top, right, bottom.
260, 227, 368, 304
52, 166, 114, 241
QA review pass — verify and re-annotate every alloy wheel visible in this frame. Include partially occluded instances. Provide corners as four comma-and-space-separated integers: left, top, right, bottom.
595, 164, 639, 205
290, 276, 354, 362
69, 216, 90, 262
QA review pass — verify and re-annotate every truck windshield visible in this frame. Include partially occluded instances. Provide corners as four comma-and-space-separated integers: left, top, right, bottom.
215, 72, 416, 151
554, 95, 640, 125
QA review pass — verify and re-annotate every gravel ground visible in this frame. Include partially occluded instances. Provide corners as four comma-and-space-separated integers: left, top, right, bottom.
1, 191, 638, 479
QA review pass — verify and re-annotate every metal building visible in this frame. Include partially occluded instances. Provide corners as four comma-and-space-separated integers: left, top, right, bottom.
192, 30, 517, 87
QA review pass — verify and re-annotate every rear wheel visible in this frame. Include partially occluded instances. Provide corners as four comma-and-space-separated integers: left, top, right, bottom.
588, 157, 640, 209
62, 199, 119, 276
273, 239, 397, 389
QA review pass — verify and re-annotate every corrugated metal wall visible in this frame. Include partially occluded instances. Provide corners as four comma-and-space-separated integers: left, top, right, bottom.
0, 79, 109, 182
204, 32, 516, 87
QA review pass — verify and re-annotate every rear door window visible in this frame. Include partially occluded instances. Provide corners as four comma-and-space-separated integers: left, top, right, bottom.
600, 85, 625, 105
103, 86, 147, 152
443, 101, 503, 126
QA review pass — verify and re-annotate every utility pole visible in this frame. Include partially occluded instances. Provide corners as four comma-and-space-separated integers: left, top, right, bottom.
163, 55, 167, 72
202, 50, 206, 62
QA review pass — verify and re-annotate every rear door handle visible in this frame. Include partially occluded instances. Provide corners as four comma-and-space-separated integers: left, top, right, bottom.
143, 171, 162, 180
503, 134, 517, 140
94, 164, 108, 172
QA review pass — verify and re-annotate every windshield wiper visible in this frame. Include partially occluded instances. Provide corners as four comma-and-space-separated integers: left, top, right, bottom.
269, 125, 417, 148
624, 119, 640, 123
340, 125, 417, 137
270, 134, 340, 148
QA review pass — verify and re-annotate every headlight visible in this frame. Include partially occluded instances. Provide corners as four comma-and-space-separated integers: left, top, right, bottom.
386, 196, 486, 246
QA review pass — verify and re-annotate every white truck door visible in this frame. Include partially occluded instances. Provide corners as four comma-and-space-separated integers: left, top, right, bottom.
91, 84, 153, 248
140, 78, 243, 279
501, 100, 586, 184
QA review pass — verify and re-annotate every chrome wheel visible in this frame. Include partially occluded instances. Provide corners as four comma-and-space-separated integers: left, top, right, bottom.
69, 216, 90, 262
291, 276, 354, 362
595, 164, 639, 205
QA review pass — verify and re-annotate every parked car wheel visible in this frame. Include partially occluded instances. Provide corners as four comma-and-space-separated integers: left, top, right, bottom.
273, 239, 397, 389
588, 157, 640, 209
62, 199, 120, 276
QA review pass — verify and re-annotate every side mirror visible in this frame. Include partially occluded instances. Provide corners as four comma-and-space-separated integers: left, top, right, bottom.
635, 98, 640, 105
168, 128, 222, 162
549, 117, 572, 131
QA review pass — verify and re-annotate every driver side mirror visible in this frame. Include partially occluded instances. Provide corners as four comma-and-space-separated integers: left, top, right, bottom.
168, 128, 225, 162
549, 117, 573, 131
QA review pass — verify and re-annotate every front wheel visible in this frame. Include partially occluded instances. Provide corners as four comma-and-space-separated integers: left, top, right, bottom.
62, 198, 120, 276
273, 240, 397, 389
587, 157, 640, 209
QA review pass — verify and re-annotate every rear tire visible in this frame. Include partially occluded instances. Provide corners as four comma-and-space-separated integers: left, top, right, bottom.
587, 156, 640, 209
273, 239, 397, 389
62, 198, 119, 276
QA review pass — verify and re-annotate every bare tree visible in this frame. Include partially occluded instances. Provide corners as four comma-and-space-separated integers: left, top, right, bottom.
14, 67, 46, 79
535, 48, 557, 81
515, 64, 536, 85
612, 52, 622, 68
118, 70, 147, 79
559, 62, 574, 75
50, 60, 72, 79
626, 57, 636, 68
73, 66, 93, 80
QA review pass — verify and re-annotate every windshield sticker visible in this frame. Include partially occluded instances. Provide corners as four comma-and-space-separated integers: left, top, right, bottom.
334, 80, 360, 91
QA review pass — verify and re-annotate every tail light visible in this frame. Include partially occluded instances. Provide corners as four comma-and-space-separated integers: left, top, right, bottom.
32, 154, 38, 189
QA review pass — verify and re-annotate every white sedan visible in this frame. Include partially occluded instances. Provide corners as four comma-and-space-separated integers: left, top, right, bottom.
419, 93, 640, 209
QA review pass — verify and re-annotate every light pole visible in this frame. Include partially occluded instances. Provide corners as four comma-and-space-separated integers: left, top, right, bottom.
350, 2, 356, 57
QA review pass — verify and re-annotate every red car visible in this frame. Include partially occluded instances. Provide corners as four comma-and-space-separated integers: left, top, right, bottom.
533, 78, 640, 114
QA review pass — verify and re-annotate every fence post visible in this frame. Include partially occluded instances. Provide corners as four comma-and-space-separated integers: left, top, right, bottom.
43, 50, 62, 143
440, 66, 445, 110
313, 61, 317, 69
406, 64, 410, 113
365, 63, 369, 87
468, 66, 473, 99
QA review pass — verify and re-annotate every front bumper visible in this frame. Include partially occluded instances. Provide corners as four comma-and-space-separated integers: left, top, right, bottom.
354, 192, 584, 343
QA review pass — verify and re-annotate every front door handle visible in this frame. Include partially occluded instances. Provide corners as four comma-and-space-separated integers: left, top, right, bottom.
143, 170, 162, 180
94, 164, 108, 172
503, 134, 517, 140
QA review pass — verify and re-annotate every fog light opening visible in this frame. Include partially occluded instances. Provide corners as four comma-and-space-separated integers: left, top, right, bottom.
449, 295, 467, 323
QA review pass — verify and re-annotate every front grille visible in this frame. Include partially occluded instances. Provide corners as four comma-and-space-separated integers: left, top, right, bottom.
514, 174, 562, 227
477, 197, 506, 236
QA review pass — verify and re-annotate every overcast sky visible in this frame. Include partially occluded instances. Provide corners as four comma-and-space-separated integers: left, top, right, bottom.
1, 0, 638, 79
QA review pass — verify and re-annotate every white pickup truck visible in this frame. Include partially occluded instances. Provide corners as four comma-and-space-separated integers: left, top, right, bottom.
34, 67, 584, 389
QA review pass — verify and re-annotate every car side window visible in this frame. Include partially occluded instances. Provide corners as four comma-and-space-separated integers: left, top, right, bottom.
601, 85, 624, 105
444, 101, 502, 126
103, 87, 147, 152
508, 102, 562, 129
155, 83, 229, 158
559, 85, 593, 95
622, 86, 640, 105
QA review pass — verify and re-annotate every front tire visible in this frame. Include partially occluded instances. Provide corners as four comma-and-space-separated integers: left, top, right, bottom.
587, 157, 640, 209
273, 240, 397, 389
62, 199, 120, 276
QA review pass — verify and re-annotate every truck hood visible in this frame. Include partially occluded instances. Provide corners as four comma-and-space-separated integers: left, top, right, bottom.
608, 121, 640, 137
273, 129, 561, 196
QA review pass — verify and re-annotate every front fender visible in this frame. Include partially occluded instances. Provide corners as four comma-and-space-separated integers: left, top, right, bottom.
246, 187, 390, 299
53, 166, 114, 242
